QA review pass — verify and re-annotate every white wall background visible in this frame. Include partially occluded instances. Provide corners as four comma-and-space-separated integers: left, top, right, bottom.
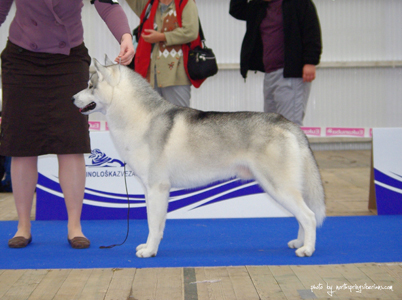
1, 0, 401, 128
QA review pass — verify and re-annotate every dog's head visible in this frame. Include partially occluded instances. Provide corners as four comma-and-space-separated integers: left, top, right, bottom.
72, 56, 122, 115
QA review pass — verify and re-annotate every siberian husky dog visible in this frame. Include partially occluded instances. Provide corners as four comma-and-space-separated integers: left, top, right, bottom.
72, 58, 326, 258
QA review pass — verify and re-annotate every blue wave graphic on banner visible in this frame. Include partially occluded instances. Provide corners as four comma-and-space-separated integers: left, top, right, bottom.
87, 148, 125, 167
37, 174, 265, 215
373, 168, 402, 215
374, 169, 402, 191
194, 184, 264, 209
38, 173, 63, 193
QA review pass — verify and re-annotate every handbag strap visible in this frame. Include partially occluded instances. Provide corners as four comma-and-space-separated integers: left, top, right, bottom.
178, 0, 206, 43
138, 0, 155, 35
197, 18, 206, 42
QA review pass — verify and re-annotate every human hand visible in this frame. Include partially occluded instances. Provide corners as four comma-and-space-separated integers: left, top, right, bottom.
115, 33, 135, 65
142, 29, 166, 44
303, 64, 316, 82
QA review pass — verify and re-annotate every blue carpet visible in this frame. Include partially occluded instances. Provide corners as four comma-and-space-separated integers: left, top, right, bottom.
0, 216, 401, 269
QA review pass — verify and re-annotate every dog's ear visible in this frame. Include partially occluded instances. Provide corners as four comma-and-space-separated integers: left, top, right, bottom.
93, 58, 121, 86
104, 55, 114, 66
89, 65, 96, 77
93, 58, 111, 83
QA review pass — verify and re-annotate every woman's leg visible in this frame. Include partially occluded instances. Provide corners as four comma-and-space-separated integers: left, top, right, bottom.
57, 153, 87, 239
11, 156, 38, 238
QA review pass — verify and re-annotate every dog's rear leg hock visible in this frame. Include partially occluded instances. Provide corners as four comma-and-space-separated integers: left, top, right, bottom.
136, 185, 169, 258
288, 221, 304, 249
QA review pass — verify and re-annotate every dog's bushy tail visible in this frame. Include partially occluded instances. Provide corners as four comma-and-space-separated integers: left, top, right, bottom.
303, 150, 326, 227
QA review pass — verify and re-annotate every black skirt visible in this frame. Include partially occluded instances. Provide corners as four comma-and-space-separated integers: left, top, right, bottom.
0, 41, 91, 156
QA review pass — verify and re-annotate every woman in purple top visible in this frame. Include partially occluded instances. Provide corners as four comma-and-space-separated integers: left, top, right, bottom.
0, 0, 135, 249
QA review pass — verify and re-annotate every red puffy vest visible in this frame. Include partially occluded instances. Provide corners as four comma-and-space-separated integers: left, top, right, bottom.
134, 0, 205, 88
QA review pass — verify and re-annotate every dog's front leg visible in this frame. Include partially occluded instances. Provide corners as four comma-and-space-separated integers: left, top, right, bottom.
136, 183, 170, 258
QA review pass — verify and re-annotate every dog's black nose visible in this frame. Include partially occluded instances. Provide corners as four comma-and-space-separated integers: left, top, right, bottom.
71, 97, 75, 102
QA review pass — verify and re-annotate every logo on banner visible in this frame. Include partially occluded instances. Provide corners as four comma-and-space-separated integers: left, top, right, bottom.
87, 149, 125, 167
301, 127, 321, 137
85, 149, 134, 179
326, 127, 365, 137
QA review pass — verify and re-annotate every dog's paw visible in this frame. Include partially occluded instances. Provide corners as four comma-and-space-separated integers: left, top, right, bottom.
136, 247, 157, 258
136, 243, 147, 251
295, 246, 314, 257
288, 239, 304, 249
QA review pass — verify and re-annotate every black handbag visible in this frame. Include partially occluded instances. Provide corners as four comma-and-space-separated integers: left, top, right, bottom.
187, 20, 218, 80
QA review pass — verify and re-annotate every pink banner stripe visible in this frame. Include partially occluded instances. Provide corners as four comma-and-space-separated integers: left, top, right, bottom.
326, 127, 365, 137
301, 127, 322, 137
88, 121, 101, 131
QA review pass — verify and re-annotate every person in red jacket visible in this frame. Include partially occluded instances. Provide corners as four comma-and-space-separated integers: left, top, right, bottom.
127, 0, 203, 107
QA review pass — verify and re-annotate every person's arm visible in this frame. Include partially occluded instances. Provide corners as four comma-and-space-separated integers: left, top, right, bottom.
141, 0, 199, 46
118, 32, 135, 65
0, 0, 14, 26
94, 1, 135, 65
302, 64, 316, 82
229, 0, 248, 21
164, 0, 199, 46
300, 0, 322, 67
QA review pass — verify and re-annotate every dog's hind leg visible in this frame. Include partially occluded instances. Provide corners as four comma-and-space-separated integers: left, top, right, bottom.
136, 182, 170, 258
272, 189, 316, 257
252, 166, 317, 257
287, 150, 325, 254
275, 190, 316, 257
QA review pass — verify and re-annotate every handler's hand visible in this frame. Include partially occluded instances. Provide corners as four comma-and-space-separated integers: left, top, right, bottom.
142, 29, 166, 44
115, 33, 135, 65
303, 64, 316, 82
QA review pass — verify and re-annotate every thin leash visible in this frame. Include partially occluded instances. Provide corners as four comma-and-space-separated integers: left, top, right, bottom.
100, 57, 131, 249
100, 162, 130, 249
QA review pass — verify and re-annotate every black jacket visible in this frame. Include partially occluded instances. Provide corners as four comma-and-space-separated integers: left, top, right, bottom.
229, 0, 322, 79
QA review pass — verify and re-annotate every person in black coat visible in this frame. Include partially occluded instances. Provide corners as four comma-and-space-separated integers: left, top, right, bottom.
230, 0, 322, 126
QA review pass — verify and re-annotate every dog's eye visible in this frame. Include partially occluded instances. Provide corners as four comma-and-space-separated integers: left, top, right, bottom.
88, 83, 93, 89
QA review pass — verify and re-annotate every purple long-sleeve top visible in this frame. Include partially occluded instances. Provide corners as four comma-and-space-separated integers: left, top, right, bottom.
0, 0, 130, 55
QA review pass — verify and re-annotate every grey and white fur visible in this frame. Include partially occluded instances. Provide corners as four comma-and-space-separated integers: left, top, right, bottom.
72, 57, 326, 258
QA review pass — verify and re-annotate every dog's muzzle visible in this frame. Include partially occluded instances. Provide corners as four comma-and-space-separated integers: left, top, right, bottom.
71, 97, 97, 113
79, 102, 97, 113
